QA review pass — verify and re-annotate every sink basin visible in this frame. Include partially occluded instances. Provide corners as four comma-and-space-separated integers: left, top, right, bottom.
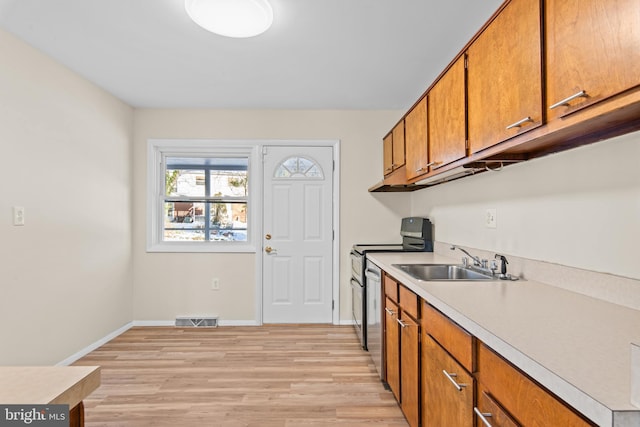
392, 264, 497, 281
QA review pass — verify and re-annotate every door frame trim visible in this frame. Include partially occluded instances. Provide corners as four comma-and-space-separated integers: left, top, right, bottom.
256, 139, 340, 325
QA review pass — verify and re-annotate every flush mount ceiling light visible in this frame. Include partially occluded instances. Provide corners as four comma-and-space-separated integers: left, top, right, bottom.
184, 0, 273, 38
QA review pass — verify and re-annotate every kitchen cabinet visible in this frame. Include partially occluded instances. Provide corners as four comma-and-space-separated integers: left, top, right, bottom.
476, 342, 595, 426
428, 55, 467, 170
383, 273, 420, 427
383, 121, 406, 176
422, 334, 474, 427
384, 295, 400, 400
545, 0, 640, 121
475, 391, 520, 427
371, 0, 640, 192
467, 0, 543, 154
422, 302, 474, 426
404, 96, 429, 181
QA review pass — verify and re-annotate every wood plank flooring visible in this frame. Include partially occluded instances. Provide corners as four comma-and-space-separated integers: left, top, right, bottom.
73, 325, 409, 427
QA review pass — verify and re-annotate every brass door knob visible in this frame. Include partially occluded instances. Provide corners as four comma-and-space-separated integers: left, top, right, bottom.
265, 234, 272, 240
265, 246, 273, 254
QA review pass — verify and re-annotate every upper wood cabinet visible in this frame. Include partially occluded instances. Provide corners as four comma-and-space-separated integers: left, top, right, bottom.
392, 122, 405, 170
545, 0, 640, 120
383, 121, 406, 177
383, 133, 393, 175
404, 97, 428, 181
467, 0, 543, 154
428, 55, 467, 170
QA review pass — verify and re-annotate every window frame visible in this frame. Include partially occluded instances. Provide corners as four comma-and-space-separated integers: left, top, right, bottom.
147, 139, 259, 253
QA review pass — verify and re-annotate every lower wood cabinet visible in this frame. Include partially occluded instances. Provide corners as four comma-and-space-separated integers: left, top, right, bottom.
382, 270, 597, 427
422, 334, 474, 427
384, 296, 400, 400
475, 391, 521, 427
399, 311, 419, 427
476, 342, 596, 426
383, 274, 420, 427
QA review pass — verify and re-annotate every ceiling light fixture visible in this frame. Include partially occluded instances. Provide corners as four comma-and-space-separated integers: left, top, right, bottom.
184, 0, 273, 38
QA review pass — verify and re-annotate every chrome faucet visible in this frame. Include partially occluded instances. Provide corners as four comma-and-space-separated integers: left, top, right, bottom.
450, 245, 482, 266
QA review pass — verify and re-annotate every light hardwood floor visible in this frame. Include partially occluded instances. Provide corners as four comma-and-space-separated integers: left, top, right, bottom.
73, 325, 409, 427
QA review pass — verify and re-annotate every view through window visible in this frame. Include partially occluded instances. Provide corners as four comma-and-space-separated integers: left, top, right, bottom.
163, 157, 248, 242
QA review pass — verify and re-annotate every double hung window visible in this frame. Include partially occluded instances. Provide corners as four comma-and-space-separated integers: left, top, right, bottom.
148, 141, 257, 252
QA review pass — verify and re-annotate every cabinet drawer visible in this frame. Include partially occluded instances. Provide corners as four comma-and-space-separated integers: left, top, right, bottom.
423, 302, 473, 372
475, 391, 520, 427
399, 285, 419, 319
384, 273, 398, 302
476, 342, 595, 426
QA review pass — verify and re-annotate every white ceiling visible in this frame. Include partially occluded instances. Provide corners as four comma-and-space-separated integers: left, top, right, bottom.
0, 0, 503, 110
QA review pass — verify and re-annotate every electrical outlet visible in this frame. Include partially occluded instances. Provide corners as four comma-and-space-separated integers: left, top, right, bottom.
13, 206, 25, 226
485, 208, 497, 229
211, 278, 220, 290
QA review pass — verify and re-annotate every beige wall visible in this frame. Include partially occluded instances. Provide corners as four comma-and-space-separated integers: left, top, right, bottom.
132, 109, 411, 323
0, 30, 134, 364
411, 131, 640, 280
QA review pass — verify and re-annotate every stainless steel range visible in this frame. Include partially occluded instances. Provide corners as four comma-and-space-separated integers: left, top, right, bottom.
350, 217, 433, 361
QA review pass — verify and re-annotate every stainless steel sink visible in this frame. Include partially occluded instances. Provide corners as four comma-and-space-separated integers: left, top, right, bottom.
392, 264, 497, 281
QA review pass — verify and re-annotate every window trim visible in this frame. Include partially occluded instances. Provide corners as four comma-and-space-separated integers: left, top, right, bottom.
147, 139, 260, 253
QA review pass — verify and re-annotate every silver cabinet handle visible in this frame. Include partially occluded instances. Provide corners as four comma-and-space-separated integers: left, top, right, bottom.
505, 116, 533, 130
474, 407, 494, 427
396, 318, 407, 328
442, 369, 467, 391
442, 370, 466, 391
415, 161, 436, 173
549, 90, 588, 110
385, 307, 396, 316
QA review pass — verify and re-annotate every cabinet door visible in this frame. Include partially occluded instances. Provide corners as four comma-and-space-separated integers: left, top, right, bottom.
399, 312, 419, 427
467, 0, 542, 153
383, 133, 393, 176
404, 96, 429, 181
429, 55, 467, 170
422, 335, 474, 427
546, 0, 640, 120
475, 391, 520, 427
392, 121, 406, 170
476, 343, 595, 426
384, 297, 400, 401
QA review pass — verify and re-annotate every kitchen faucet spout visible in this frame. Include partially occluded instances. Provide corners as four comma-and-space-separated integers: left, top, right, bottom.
450, 245, 482, 266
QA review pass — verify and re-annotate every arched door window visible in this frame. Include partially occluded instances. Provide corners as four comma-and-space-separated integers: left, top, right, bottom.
274, 156, 324, 179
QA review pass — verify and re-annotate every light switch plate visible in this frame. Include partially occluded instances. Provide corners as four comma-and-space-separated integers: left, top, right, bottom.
485, 208, 497, 228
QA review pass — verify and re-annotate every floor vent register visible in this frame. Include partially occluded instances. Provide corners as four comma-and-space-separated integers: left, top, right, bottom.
175, 316, 218, 327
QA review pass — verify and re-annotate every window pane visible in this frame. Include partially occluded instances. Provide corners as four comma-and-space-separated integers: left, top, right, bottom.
165, 169, 205, 197
209, 169, 248, 197
210, 202, 247, 241
163, 202, 206, 241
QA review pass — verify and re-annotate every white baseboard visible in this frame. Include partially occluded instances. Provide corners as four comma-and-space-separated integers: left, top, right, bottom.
57, 322, 133, 366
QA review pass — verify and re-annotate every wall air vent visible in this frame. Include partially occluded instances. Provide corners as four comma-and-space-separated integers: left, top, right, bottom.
175, 316, 218, 327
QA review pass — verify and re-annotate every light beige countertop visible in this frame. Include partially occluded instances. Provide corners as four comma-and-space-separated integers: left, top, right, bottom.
367, 252, 640, 427
0, 366, 100, 408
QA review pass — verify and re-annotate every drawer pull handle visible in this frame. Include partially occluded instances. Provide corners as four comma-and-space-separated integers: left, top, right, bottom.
442, 370, 466, 391
549, 90, 588, 110
385, 307, 396, 316
474, 407, 494, 427
505, 116, 533, 130
396, 318, 407, 328
415, 162, 436, 173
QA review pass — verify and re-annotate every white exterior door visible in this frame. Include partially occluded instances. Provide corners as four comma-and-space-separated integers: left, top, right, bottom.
262, 146, 334, 323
